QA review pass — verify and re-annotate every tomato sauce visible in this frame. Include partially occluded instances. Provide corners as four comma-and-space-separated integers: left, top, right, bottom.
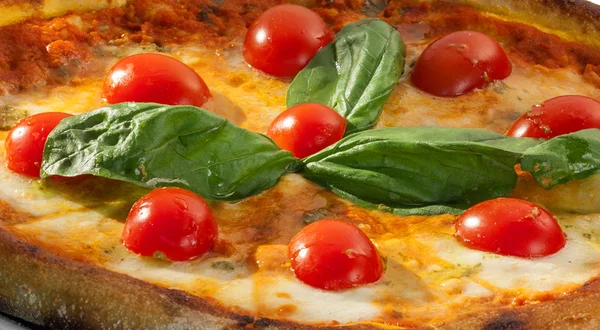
0, 0, 599, 95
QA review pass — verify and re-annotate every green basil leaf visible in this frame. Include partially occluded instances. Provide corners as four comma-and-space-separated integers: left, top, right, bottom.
286, 18, 406, 135
301, 127, 540, 215
41, 103, 298, 201
520, 129, 600, 189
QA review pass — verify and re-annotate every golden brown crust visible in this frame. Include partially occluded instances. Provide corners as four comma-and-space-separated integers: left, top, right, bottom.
439, 279, 600, 330
0, 225, 257, 329
431, 0, 600, 47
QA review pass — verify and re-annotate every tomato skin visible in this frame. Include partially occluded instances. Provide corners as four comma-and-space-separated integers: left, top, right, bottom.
5, 112, 73, 177
267, 103, 346, 158
411, 30, 512, 97
506, 95, 600, 139
243, 4, 333, 78
288, 219, 384, 291
103, 53, 211, 107
455, 198, 566, 258
122, 187, 218, 262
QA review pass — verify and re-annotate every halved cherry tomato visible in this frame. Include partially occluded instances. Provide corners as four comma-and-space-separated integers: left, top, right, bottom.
5, 112, 73, 177
506, 95, 600, 139
267, 103, 346, 158
288, 219, 384, 291
103, 53, 211, 107
411, 30, 512, 97
122, 187, 218, 262
455, 198, 565, 258
243, 4, 333, 78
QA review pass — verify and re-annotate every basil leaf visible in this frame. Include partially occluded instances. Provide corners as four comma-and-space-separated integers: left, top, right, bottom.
41, 103, 298, 201
286, 18, 406, 135
302, 127, 540, 215
520, 129, 600, 189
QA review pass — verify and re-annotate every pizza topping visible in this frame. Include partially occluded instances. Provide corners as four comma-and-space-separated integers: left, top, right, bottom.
302, 127, 535, 215
102, 53, 211, 107
40, 103, 600, 216
267, 103, 346, 158
287, 18, 405, 134
303, 127, 600, 215
506, 95, 600, 139
40, 103, 298, 201
288, 219, 383, 290
5, 112, 73, 177
455, 198, 566, 258
242, 4, 333, 78
122, 187, 218, 261
411, 31, 512, 97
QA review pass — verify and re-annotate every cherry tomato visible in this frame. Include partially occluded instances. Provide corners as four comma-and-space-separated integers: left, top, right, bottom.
267, 103, 346, 158
5, 112, 73, 177
288, 219, 384, 291
455, 198, 565, 258
122, 187, 218, 262
243, 4, 333, 78
411, 30, 512, 97
103, 53, 211, 107
506, 95, 600, 139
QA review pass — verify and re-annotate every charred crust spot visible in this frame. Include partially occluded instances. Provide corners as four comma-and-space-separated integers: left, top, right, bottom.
254, 318, 319, 330
483, 313, 526, 330
235, 316, 255, 327
19, 242, 42, 258
253, 318, 374, 330
253, 317, 278, 328
197, 4, 221, 24
43, 316, 90, 330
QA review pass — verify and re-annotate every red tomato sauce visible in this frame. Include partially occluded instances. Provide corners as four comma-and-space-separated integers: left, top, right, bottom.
0, 0, 599, 94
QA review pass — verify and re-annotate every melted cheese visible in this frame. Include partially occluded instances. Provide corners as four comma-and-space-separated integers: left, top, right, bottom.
434, 223, 600, 291
2, 28, 600, 327
3, 160, 600, 324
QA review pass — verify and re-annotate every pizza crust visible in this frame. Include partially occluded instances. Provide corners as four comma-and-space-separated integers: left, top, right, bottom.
440, 279, 600, 330
437, 0, 600, 49
0, 225, 254, 329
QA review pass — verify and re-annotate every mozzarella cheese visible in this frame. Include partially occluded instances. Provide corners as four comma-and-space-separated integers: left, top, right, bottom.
2, 27, 600, 326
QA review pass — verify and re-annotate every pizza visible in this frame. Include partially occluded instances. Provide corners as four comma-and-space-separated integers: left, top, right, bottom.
2, 0, 600, 329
